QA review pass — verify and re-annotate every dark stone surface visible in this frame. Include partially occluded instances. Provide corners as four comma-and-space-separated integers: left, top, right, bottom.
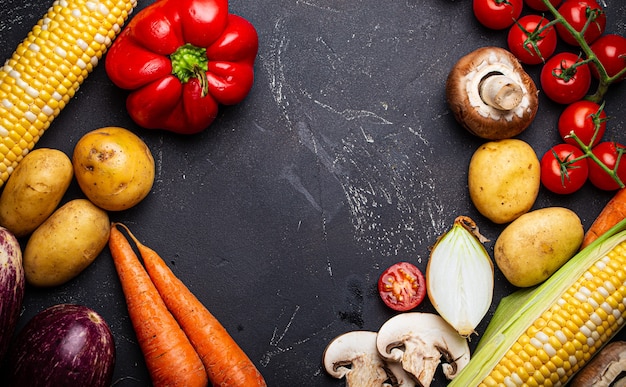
1, 0, 626, 385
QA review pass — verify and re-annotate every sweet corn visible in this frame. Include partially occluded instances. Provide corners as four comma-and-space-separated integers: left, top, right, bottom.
481, 241, 626, 386
450, 222, 626, 387
0, 0, 136, 185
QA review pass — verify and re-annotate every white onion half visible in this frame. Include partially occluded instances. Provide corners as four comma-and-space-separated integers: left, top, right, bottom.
426, 216, 494, 337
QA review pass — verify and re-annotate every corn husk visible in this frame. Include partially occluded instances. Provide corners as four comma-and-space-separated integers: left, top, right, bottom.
448, 217, 626, 386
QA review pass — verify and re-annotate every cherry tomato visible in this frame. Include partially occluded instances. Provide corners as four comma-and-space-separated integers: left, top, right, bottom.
558, 100, 607, 148
524, 0, 561, 11
555, 0, 606, 46
590, 34, 626, 82
473, 0, 523, 30
377, 262, 426, 312
541, 144, 589, 194
588, 141, 626, 191
540, 52, 591, 104
507, 14, 557, 65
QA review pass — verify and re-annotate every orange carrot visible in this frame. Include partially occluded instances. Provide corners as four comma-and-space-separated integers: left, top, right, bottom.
581, 188, 626, 249
118, 223, 267, 387
108, 224, 208, 387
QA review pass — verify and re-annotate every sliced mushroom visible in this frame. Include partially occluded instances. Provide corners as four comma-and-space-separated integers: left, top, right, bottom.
323, 330, 415, 387
376, 312, 470, 387
446, 46, 539, 140
571, 341, 626, 387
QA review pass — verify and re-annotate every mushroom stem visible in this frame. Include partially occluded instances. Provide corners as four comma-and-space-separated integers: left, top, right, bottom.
479, 74, 523, 111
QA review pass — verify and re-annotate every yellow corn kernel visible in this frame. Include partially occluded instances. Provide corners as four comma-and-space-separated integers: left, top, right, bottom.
0, 0, 137, 185
478, 241, 626, 387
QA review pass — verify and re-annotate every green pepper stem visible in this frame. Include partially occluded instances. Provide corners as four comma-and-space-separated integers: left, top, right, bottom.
170, 43, 209, 97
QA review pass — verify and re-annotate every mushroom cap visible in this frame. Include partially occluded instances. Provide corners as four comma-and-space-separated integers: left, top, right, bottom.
322, 330, 392, 386
376, 312, 470, 386
446, 46, 539, 140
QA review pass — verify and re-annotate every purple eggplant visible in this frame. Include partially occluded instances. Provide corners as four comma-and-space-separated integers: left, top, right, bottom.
8, 304, 115, 387
0, 226, 24, 362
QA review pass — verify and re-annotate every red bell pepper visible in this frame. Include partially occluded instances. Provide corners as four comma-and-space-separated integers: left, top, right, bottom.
105, 0, 258, 134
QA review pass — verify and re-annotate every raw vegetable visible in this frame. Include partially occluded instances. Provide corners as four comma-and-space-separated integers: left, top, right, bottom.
588, 141, 626, 191
468, 139, 540, 224
105, 0, 259, 134
108, 224, 208, 387
507, 14, 557, 65
570, 341, 626, 387
555, 0, 606, 46
446, 47, 539, 140
375, 312, 471, 386
590, 34, 626, 82
540, 143, 589, 195
377, 261, 426, 312
72, 127, 155, 212
494, 207, 584, 287
7, 304, 115, 387
472, 0, 523, 30
0, 148, 73, 237
117, 223, 267, 386
0, 0, 136, 186
323, 331, 415, 387
0, 226, 24, 363
426, 216, 493, 337
581, 187, 626, 249
23, 199, 110, 287
558, 100, 607, 149
449, 218, 626, 386
540, 51, 592, 104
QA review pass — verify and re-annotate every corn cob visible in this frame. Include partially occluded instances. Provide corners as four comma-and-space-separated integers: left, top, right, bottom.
450, 219, 626, 387
0, 0, 137, 185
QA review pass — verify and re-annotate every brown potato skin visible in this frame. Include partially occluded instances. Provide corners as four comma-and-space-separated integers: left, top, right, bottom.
23, 199, 110, 287
72, 127, 155, 211
494, 207, 583, 288
0, 148, 73, 237
468, 139, 540, 224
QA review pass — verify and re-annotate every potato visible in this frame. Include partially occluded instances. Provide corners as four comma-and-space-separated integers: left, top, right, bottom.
23, 199, 110, 287
494, 207, 584, 287
468, 139, 540, 224
72, 127, 155, 211
0, 148, 73, 237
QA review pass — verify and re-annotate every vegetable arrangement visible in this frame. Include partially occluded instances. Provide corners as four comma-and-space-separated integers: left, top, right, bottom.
110, 223, 267, 386
1, 0, 625, 385
325, 0, 626, 386
0, 0, 265, 384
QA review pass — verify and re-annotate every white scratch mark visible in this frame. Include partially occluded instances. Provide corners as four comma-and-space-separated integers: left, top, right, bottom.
314, 99, 393, 125
280, 165, 322, 212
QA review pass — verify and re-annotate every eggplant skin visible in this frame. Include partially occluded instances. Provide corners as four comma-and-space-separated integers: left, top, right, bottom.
7, 304, 116, 387
0, 226, 24, 362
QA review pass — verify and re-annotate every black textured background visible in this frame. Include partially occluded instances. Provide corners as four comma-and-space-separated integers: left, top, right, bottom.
1, 0, 626, 385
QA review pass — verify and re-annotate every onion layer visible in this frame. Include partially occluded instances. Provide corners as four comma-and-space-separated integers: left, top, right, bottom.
426, 216, 494, 337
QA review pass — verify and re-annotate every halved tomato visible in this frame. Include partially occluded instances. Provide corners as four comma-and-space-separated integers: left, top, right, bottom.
377, 262, 426, 312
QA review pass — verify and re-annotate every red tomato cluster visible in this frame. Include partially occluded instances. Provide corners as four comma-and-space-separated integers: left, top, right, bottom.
542, 100, 626, 193
473, 0, 626, 102
473, 0, 626, 194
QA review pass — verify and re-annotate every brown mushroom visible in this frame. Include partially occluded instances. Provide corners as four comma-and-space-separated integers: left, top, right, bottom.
570, 341, 626, 387
446, 46, 539, 140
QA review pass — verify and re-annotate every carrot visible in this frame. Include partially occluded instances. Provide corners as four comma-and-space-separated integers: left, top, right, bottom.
581, 187, 626, 249
108, 224, 208, 387
119, 223, 267, 387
